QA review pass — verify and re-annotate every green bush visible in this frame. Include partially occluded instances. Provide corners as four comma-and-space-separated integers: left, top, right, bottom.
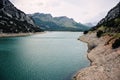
83, 30, 88, 34
114, 18, 120, 24
96, 30, 103, 38
112, 38, 120, 49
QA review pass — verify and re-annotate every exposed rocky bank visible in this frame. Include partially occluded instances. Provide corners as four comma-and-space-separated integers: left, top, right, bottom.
74, 33, 120, 80
74, 2, 120, 80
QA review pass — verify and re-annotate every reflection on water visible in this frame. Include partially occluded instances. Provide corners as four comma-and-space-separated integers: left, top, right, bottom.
0, 32, 89, 80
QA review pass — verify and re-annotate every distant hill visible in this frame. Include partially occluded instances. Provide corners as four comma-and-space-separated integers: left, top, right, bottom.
29, 13, 90, 31
0, 0, 42, 33
85, 23, 95, 27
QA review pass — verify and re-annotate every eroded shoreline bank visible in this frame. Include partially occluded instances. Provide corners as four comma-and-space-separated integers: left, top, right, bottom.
0, 32, 45, 38
73, 33, 120, 80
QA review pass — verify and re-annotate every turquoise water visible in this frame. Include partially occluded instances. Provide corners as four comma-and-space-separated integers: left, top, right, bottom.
0, 32, 89, 80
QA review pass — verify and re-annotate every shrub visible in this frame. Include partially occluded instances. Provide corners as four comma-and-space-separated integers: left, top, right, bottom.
96, 30, 103, 38
112, 38, 120, 49
83, 30, 88, 34
115, 18, 120, 24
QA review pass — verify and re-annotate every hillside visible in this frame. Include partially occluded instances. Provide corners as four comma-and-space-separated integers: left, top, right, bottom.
29, 13, 90, 31
90, 2, 120, 35
85, 23, 94, 27
0, 0, 42, 33
74, 2, 120, 80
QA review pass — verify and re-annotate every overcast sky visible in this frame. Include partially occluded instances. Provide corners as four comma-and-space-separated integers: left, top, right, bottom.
10, 0, 119, 24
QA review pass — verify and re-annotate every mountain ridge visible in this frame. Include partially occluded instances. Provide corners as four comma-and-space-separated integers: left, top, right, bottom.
74, 2, 120, 80
0, 0, 42, 33
29, 13, 90, 31
97, 2, 120, 26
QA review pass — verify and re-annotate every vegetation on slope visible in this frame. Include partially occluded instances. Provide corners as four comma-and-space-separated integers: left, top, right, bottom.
30, 13, 90, 31
84, 2, 120, 49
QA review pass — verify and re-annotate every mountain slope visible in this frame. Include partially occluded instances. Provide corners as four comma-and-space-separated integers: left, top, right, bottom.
74, 2, 120, 80
29, 13, 90, 31
85, 23, 94, 27
90, 2, 120, 34
0, 0, 42, 33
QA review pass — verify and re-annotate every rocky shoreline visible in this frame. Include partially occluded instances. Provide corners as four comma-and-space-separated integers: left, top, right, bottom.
0, 32, 44, 38
73, 33, 120, 80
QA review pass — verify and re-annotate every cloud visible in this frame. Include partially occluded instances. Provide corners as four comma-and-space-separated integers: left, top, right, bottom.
10, 0, 120, 23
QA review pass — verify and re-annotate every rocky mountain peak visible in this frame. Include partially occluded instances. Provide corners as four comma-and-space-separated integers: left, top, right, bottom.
97, 2, 120, 26
0, 0, 9, 9
0, 0, 42, 33
30, 13, 90, 31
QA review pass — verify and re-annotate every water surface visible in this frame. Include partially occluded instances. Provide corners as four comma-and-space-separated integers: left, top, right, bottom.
0, 32, 89, 80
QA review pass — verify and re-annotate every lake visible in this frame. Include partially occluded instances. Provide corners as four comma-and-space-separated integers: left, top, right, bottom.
0, 32, 89, 80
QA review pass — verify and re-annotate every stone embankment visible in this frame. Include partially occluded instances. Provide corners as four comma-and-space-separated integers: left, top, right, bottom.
74, 33, 120, 80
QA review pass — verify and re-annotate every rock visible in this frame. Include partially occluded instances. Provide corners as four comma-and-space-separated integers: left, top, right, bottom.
75, 33, 120, 80
0, 0, 42, 33
97, 2, 120, 26
75, 2, 120, 80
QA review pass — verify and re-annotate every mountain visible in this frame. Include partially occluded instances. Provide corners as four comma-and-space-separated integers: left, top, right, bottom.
97, 2, 120, 26
29, 13, 90, 31
74, 2, 120, 80
85, 23, 95, 27
0, 0, 42, 33
90, 2, 120, 33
